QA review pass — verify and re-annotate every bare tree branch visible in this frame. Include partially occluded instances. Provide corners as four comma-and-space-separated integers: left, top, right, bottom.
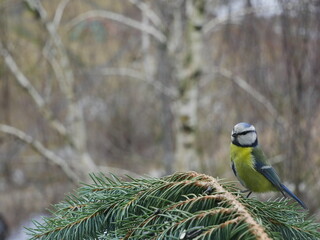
96, 67, 145, 80
203, 8, 257, 35
204, 1, 305, 35
53, 0, 70, 27
41, 0, 71, 102
0, 124, 79, 183
41, 0, 70, 63
0, 42, 67, 137
129, 0, 163, 29
213, 68, 287, 127
23, 0, 99, 176
93, 67, 177, 98
26, 0, 74, 98
66, 10, 166, 43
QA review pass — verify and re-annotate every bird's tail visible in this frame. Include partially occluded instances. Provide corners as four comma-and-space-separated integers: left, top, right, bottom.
280, 183, 307, 209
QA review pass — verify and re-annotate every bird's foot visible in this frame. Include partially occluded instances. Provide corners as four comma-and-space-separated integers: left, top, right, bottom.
240, 189, 252, 198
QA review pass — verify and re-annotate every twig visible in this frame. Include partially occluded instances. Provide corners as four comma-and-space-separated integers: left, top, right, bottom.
204, 8, 257, 35
66, 10, 166, 43
129, 0, 163, 29
92, 67, 177, 98
213, 68, 287, 127
53, 0, 70, 28
95, 67, 145, 80
0, 42, 67, 137
0, 124, 79, 183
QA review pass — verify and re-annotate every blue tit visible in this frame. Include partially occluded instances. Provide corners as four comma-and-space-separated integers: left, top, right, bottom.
230, 122, 307, 209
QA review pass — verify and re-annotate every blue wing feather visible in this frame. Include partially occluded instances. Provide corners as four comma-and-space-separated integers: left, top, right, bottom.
231, 161, 237, 177
252, 147, 282, 189
252, 147, 307, 209
280, 183, 307, 209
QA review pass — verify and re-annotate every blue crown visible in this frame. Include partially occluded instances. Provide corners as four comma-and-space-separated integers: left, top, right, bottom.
237, 122, 252, 128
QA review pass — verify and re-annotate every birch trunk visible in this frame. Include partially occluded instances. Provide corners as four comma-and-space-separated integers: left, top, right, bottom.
174, 0, 205, 171
156, 43, 175, 174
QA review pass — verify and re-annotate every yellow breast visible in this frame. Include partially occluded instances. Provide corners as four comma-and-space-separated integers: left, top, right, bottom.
230, 144, 276, 192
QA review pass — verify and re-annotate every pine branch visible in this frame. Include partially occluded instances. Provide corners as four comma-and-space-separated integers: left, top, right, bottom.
28, 172, 320, 240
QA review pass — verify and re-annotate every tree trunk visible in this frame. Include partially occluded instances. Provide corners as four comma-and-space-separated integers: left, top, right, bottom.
156, 43, 175, 174
174, 0, 205, 171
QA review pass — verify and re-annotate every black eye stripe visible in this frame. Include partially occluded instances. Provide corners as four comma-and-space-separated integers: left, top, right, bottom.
236, 130, 256, 136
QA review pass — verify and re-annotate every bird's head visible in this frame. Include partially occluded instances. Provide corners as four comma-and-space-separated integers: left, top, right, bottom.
231, 122, 258, 147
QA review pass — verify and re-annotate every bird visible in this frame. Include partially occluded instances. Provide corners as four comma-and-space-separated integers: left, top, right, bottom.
230, 122, 307, 209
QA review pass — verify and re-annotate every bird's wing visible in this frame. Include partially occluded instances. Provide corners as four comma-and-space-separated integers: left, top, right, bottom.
252, 147, 307, 209
231, 160, 247, 188
252, 147, 283, 190
231, 161, 237, 177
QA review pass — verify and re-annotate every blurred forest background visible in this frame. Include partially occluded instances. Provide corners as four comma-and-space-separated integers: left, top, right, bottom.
0, 0, 320, 238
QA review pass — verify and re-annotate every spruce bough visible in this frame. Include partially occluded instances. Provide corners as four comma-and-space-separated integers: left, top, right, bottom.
28, 172, 320, 239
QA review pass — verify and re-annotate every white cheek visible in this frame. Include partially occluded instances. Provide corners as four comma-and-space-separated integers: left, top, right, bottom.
238, 132, 257, 145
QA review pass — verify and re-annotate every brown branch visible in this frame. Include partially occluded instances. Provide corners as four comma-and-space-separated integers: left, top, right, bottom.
203, 8, 257, 35
204, 2, 305, 35
53, 0, 70, 27
129, 0, 163, 29
26, 0, 75, 99
94, 67, 177, 98
0, 124, 79, 183
213, 68, 287, 128
66, 10, 166, 43
0, 42, 67, 137
26, 0, 99, 174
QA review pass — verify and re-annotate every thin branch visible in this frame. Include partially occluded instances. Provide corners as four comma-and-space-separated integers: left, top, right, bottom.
26, 0, 75, 99
213, 68, 287, 127
204, 1, 305, 35
42, 42, 68, 96
0, 124, 79, 183
92, 67, 177, 98
0, 43, 43, 107
66, 10, 166, 43
42, 0, 71, 84
203, 8, 257, 35
25, 0, 98, 175
53, 0, 71, 28
96, 67, 145, 80
129, 0, 163, 29
0, 42, 67, 137
27, 0, 72, 103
